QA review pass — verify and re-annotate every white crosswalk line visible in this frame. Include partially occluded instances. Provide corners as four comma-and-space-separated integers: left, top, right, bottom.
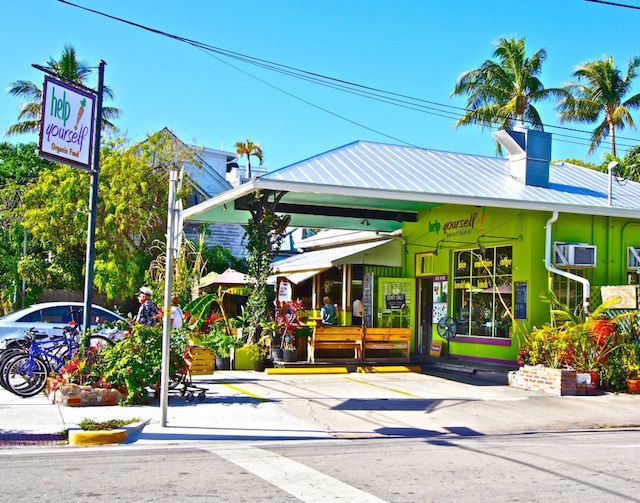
204, 445, 387, 503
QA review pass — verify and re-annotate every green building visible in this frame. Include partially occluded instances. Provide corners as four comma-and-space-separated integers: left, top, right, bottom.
183, 127, 640, 366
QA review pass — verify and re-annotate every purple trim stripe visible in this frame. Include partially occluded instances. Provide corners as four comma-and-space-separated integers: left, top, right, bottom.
449, 354, 519, 366
452, 336, 512, 346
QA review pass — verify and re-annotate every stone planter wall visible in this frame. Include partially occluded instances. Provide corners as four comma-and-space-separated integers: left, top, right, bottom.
50, 384, 124, 406
509, 365, 577, 396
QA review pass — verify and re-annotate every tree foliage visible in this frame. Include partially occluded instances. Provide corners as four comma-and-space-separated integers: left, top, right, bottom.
18, 130, 201, 302
5, 44, 120, 136
557, 56, 640, 157
451, 36, 564, 152
235, 139, 263, 178
0, 143, 53, 313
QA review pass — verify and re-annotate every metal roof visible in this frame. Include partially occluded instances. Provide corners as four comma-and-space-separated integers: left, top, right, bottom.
264, 141, 640, 212
183, 139, 640, 231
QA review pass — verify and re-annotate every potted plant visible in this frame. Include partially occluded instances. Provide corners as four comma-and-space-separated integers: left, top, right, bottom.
282, 341, 297, 363
202, 330, 242, 370
621, 342, 640, 393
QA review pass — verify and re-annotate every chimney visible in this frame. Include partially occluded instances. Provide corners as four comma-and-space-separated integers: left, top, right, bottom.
492, 126, 551, 188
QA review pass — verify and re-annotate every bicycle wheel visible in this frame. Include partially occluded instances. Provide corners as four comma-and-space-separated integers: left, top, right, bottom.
6, 355, 48, 398
0, 349, 27, 391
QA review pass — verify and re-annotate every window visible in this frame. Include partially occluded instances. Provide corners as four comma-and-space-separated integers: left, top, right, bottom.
91, 308, 119, 324
18, 309, 42, 323
453, 246, 512, 338
553, 269, 585, 313
40, 306, 74, 324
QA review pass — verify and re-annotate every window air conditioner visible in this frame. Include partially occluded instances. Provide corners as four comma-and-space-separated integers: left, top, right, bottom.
627, 247, 640, 271
554, 243, 597, 268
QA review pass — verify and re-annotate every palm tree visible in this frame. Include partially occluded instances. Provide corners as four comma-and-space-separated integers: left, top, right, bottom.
557, 56, 640, 157
235, 139, 263, 179
5, 44, 120, 136
451, 36, 563, 142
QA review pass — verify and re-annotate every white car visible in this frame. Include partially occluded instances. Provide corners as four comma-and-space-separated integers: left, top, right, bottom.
0, 302, 126, 344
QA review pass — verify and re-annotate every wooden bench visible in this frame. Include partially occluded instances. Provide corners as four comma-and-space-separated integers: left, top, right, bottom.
307, 326, 363, 363
363, 327, 411, 362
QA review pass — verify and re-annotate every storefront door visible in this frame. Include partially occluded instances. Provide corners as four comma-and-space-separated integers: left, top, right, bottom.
417, 278, 433, 355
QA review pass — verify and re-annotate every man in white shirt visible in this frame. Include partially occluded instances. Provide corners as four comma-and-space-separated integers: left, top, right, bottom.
352, 298, 363, 326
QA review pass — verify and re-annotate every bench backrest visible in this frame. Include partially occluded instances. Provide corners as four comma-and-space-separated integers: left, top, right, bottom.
364, 327, 411, 341
313, 326, 363, 342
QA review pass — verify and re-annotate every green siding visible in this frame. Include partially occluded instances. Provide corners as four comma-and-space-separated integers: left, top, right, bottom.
402, 204, 640, 365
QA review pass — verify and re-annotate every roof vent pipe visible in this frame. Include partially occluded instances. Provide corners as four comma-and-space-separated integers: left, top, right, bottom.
545, 211, 590, 315
607, 161, 618, 206
492, 127, 551, 188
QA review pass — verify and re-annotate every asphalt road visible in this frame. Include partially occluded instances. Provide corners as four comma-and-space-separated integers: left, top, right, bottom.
2, 429, 639, 502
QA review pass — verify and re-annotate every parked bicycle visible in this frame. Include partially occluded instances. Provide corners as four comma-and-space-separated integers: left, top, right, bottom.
0, 324, 113, 398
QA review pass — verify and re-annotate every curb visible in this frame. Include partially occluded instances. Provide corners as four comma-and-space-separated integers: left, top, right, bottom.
68, 419, 150, 446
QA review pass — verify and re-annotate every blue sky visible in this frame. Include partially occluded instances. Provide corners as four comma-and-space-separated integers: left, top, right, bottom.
2, 0, 640, 171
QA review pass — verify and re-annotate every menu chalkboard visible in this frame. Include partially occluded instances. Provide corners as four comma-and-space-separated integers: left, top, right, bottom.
514, 281, 528, 320
363, 272, 374, 328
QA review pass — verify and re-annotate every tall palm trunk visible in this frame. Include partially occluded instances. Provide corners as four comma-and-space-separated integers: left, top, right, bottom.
610, 121, 616, 157
245, 156, 251, 179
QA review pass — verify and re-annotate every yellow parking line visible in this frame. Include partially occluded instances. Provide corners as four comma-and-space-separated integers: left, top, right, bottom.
216, 381, 270, 402
357, 365, 422, 373
345, 377, 422, 398
266, 367, 349, 375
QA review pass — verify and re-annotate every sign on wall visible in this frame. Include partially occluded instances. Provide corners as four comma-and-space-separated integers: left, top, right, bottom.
277, 280, 292, 302
601, 285, 637, 309
514, 281, 528, 320
39, 76, 96, 171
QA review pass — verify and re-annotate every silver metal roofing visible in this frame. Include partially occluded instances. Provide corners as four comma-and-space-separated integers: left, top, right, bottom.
264, 141, 640, 212
183, 139, 640, 232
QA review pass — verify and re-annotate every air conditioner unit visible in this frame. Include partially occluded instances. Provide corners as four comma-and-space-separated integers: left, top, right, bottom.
554, 242, 597, 268
627, 247, 640, 271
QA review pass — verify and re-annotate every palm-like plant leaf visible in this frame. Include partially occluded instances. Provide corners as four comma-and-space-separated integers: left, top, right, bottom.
558, 56, 640, 155
5, 45, 121, 137
451, 36, 559, 152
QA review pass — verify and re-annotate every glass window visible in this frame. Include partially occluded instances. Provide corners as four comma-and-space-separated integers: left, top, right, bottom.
40, 306, 74, 324
91, 308, 119, 324
453, 246, 512, 338
553, 269, 584, 313
18, 309, 43, 323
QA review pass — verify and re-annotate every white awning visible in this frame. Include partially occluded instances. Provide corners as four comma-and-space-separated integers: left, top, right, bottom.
274, 239, 401, 273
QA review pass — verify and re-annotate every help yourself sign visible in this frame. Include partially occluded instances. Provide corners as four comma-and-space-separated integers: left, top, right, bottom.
39, 76, 96, 170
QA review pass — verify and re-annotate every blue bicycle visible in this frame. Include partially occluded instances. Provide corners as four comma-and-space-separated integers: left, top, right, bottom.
2, 325, 113, 398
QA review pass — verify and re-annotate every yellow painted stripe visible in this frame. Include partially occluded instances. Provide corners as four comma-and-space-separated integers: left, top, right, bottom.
266, 367, 349, 375
216, 380, 270, 402
345, 377, 422, 398
69, 429, 127, 446
357, 365, 421, 373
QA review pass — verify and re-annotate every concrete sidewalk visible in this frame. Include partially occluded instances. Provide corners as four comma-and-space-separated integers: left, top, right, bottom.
1, 370, 639, 446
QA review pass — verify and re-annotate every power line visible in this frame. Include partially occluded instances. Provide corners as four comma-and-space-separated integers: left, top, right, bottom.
56, 0, 638, 155
584, 0, 640, 10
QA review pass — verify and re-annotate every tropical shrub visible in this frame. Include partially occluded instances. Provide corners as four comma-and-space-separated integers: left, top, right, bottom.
99, 324, 188, 405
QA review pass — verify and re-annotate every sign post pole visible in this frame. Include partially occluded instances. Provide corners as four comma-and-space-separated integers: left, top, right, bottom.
82, 61, 105, 339
161, 166, 179, 427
